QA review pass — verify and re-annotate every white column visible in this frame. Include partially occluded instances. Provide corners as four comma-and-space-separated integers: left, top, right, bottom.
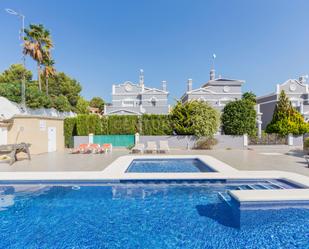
89, 133, 94, 144
135, 132, 140, 145
243, 134, 248, 147
288, 134, 293, 146
300, 102, 304, 114
258, 121, 262, 139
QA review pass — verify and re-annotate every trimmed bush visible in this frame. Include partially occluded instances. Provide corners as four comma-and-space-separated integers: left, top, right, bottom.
194, 137, 218, 150
170, 100, 220, 137
221, 99, 257, 136
140, 114, 173, 135
107, 115, 138, 134
64, 117, 77, 147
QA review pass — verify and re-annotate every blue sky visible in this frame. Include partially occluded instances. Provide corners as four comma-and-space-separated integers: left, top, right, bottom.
1, 0, 309, 103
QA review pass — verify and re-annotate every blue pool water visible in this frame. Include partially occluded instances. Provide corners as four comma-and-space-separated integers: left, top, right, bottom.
0, 182, 308, 248
126, 158, 216, 172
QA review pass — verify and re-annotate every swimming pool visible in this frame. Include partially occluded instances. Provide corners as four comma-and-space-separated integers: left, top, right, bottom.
126, 158, 216, 173
0, 181, 308, 248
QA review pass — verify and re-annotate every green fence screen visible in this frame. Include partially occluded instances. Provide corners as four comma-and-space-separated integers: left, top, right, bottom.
93, 135, 135, 147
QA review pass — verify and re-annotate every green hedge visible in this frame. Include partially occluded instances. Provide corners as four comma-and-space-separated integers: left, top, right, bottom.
65, 114, 177, 146
76, 114, 102, 136
101, 116, 108, 135
64, 117, 76, 148
107, 115, 138, 134
140, 114, 173, 135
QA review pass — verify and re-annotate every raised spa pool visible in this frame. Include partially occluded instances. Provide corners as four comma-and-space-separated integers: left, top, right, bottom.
125, 158, 216, 173
0, 181, 308, 248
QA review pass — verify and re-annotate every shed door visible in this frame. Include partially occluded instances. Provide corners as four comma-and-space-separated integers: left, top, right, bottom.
48, 127, 57, 152
0, 127, 8, 145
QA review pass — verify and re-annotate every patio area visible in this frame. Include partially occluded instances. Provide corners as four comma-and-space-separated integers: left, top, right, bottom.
0, 146, 308, 177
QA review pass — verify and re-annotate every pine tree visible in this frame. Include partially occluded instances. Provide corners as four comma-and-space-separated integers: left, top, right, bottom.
266, 90, 309, 135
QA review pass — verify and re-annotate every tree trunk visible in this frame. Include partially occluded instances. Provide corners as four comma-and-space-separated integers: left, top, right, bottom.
38, 63, 41, 91
46, 76, 49, 95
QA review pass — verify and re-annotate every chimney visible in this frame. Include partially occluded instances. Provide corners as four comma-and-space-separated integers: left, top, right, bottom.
187, 78, 193, 92
139, 69, 144, 86
162, 80, 167, 91
299, 75, 308, 84
210, 69, 215, 80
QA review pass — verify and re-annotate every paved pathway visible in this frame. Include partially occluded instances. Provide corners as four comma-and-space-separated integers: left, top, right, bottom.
0, 147, 308, 177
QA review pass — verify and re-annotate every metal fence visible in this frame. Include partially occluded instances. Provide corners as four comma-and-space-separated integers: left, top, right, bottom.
249, 134, 287, 145
93, 135, 135, 147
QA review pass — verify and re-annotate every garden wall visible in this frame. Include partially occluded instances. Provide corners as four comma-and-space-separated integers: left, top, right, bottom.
292, 135, 304, 147
139, 135, 245, 149
73, 134, 245, 149
73, 136, 88, 147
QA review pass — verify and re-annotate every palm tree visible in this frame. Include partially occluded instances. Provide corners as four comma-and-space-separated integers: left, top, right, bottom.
23, 24, 53, 91
42, 57, 56, 95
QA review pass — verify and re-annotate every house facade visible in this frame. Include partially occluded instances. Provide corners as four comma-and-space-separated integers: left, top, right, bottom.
257, 75, 309, 130
181, 69, 245, 111
104, 70, 169, 115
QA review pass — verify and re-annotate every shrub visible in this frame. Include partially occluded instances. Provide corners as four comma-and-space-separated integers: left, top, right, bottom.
52, 95, 71, 112
64, 117, 77, 147
221, 99, 257, 136
140, 114, 173, 135
76, 97, 89, 114
0, 82, 22, 103
170, 100, 220, 137
304, 137, 309, 149
107, 115, 138, 134
26, 84, 53, 109
89, 97, 105, 112
266, 90, 309, 135
194, 137, 218, 150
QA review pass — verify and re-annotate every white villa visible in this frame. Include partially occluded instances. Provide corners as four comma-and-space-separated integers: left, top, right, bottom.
180, 68, 245, 111
104, 70, 169, 115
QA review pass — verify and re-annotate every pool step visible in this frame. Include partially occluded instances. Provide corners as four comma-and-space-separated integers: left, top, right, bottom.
267, 182, 284, 189
239, 183, 285, 190
218, 192, 232, 206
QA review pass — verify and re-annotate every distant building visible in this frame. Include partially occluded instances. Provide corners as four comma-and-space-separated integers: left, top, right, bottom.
104, 70, 169, 115
180, 68, 244, 111
257, 75, 309, 130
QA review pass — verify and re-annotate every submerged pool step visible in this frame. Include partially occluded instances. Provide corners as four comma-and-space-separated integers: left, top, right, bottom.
218, 192, 232, 206
241, 183, 285, 190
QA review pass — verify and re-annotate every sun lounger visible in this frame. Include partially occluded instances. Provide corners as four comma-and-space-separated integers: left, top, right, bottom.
131, 143, 145, 154
71, 143, 91, 154
145, 141, 157, 153
89, 144, 100, 154
158, 141, 169, 153
0, 143, 31, 165
101, 143, 112, 153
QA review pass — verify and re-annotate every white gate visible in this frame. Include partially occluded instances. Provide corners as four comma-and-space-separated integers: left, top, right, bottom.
0, 127, 8, 145
48, 127, 57, 152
